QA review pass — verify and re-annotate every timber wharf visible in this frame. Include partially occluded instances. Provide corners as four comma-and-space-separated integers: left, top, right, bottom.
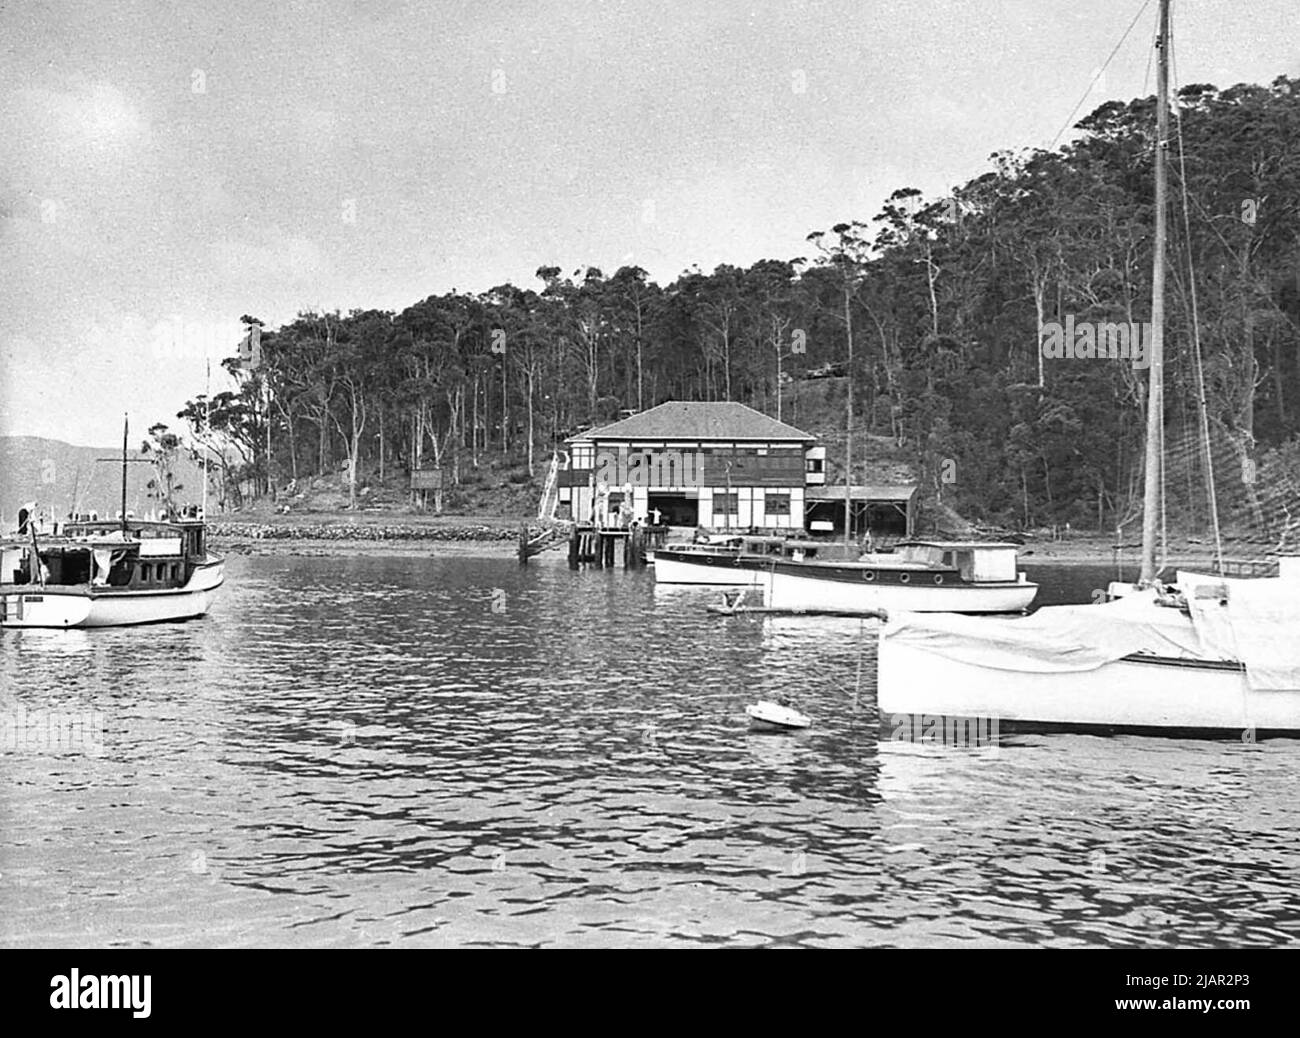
566, 521, 669, 569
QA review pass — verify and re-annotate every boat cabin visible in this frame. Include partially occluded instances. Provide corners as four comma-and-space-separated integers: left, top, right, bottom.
64, 517, 208, 560
875, 541, 1022, 583
1, 518, 208, 593
688, 534, 821, 559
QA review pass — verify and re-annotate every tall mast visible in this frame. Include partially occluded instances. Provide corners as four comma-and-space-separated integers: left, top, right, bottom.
120, 412, 129, 533
202, 360, 210, 517
843, 278, 854, 549
1139, 0, 1170, 585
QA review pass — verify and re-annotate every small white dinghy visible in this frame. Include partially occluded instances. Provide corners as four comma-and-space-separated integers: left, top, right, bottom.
745, 700, 811, 732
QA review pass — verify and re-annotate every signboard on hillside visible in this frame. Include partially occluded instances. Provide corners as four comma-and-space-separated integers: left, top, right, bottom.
410, 469, 442, 491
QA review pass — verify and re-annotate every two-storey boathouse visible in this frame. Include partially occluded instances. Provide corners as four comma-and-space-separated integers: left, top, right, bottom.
557, 401, 819, 530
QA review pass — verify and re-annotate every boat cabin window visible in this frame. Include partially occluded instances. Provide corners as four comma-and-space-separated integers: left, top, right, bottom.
898, 544, 945, 566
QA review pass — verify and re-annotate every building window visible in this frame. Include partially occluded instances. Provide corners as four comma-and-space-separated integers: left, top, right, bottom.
765, 493, 791, 516
713, 493, 738, 516
806, 458, 824, 474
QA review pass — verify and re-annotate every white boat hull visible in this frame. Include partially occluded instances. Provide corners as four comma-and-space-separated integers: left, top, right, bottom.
652, 553, 765, 586
762, 568, 1037, 614
1, 555, 225, 629
746, 702, 811, 730
878, 631, 1300, 734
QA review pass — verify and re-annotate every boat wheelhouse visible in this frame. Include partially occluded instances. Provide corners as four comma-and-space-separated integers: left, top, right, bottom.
751, 540, 1038, 614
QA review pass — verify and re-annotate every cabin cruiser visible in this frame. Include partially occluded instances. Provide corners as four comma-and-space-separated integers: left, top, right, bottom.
0, 509, 224, 628
748, 540, 1038, 614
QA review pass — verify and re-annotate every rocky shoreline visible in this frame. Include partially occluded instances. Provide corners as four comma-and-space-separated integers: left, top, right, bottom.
206, 520, 517, 542
206, 519, 526, 556
202, 518, 1272, 567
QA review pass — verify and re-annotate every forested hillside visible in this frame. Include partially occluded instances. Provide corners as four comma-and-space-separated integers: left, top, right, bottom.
172, 77, 1300, 540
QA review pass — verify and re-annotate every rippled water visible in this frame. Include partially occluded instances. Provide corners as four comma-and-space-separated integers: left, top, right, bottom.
2, 554, 1298, 947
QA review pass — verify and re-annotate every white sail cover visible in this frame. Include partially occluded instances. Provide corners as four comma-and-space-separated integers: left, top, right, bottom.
1178, 571, 1300, 691
884, 578, 1300, 692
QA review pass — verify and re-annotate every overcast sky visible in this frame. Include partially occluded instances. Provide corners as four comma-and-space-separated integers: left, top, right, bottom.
1, 0, 1295, 445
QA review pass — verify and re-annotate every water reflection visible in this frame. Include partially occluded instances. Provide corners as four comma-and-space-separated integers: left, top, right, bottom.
1, 554, 1297, 947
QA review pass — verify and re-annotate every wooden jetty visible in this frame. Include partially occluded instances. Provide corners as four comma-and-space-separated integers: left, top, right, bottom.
566, 522, 668, 570
518, 523, 556, 563
518, 521, 588, 564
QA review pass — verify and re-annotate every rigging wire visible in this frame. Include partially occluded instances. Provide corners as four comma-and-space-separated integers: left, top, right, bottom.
1050, 0, 1154, 149
1160, 394, 1167, 575
1169, 7, 1226, 574
1159, 4, 1170, 577
1141, 15, 1156, 97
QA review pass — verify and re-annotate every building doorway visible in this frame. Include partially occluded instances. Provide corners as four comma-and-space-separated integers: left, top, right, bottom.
647, 492, 696, 526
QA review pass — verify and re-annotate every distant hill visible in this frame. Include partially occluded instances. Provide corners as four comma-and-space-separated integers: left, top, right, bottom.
0, 435, 208, 525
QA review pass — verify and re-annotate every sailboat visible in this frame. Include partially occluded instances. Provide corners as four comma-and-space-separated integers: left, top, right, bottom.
876, 0, 1300, 737
0, 416, 225, 628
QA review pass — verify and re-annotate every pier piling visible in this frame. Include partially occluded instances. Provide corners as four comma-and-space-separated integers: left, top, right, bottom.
564, 522, 662, 570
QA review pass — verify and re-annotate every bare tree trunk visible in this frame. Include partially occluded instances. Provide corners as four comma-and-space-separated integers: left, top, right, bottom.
285, 412, 298, 481
410, 412, 419, 507
925, 243, 939, 338
525, 363, 536, 476
349, 430, 360, 508
1033, 272, 1047, 389
318, 419, 328, 477
723, 328, 731, 401
471, 376, 480, 467
500, 364, 506, 451
775, 335, 783, 421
